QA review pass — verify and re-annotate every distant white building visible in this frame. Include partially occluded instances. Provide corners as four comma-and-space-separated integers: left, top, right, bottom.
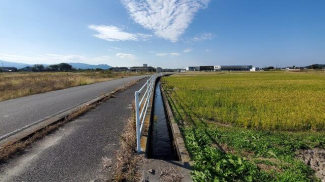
286, 68, 301, 72
186, 66, 200, 71
214, 66, 221, 71
250, 67, 260, 72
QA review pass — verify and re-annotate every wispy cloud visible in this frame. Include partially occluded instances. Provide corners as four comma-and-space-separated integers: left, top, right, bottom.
171, 53, 180, 56
156, 52, 181, 57
121, 0, 210, 42
111, 47, 122, 50
116, 53, 136, 60
192, 33, 214, 42
156, 53, 168, 57
183, 48, 193, 53
89, 25, 152, 41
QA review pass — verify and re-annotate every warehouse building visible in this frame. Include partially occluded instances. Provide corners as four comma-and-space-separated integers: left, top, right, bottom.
109, 67, 129, 72
200, 66, 214, 71
130, 64, 156, 72
215, 65, 253, 71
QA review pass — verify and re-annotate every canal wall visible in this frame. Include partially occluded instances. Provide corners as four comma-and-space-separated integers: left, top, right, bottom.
160, 82, 191, 163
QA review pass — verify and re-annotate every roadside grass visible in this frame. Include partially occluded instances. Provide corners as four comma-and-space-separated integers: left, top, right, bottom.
0, 71, 142, 102
162, 71, 325, 181
114, 101, 142, 182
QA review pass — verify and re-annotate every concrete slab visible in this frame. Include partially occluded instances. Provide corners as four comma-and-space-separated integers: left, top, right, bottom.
140, 159, 192, 182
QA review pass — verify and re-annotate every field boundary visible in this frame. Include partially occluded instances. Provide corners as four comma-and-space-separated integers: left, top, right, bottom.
0, 77, 147, 161
161, 83, 191, 163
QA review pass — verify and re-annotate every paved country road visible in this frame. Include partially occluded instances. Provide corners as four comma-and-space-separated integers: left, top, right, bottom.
0, 75, 148, 138
0, 78, 147, 182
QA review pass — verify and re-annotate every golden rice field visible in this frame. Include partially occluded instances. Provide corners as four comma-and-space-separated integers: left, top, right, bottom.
162, 71, 325, 131
0, 71, 140, 102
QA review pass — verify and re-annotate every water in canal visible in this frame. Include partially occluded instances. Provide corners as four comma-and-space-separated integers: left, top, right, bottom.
150, 81, 178, 160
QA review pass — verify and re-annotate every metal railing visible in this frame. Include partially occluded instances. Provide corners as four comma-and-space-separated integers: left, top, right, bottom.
134, 74, 155, 153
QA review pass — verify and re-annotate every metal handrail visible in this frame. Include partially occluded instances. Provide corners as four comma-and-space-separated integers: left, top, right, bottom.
134, 74, 155, 153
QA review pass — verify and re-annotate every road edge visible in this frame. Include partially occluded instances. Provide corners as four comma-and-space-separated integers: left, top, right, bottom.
0, 76, 147, 162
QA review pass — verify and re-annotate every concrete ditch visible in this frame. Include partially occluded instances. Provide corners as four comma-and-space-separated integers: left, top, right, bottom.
140, 74, 192, 182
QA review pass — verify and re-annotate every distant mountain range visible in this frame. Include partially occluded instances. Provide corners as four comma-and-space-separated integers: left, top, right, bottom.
69, 63, 111, 70
0, 60, 111, 70
0, 60, 30, 69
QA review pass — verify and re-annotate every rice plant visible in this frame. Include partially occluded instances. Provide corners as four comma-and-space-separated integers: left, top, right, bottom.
163, 71, 325, 131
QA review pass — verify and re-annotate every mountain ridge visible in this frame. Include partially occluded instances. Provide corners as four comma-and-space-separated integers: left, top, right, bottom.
0, 60, 111, 70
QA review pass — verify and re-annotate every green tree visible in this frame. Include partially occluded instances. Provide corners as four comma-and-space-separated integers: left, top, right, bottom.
58, 63, 73, 71
48, 64, 60, 71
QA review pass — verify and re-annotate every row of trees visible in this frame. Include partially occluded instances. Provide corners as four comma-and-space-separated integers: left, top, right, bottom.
21, 63, 73, 72
306, 64, 325, 70
262, 64, 325, 71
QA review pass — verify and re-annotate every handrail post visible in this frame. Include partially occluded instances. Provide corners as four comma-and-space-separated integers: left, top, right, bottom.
135, 91, 141, 153
146, 80, 149, 93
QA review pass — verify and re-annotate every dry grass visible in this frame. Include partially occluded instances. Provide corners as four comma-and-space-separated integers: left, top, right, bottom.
114, 102, 143, 182
0, 71, 142, 101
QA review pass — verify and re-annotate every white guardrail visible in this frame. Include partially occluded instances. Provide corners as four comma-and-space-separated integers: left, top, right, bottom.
134, 74, 155, 153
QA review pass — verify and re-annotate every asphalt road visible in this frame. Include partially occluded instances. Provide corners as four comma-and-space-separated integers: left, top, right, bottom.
0, 78, 147, 182
0, 75, 148, 139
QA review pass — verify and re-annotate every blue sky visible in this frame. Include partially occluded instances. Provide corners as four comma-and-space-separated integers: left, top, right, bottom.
0, 0, 324, 68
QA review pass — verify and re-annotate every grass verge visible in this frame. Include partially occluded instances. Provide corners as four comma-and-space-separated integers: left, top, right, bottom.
114, 101, 143, 182
0, 71, 144, 102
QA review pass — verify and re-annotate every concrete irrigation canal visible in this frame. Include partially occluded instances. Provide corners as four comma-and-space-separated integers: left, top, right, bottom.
149, 80, 178, 160
139, 75, 192, 181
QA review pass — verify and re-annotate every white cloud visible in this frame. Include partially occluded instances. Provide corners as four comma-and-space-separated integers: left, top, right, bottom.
121, 0, 210, 42
156, 53, 168, 57
116, 53, 136, 60
171, 53, 180, 56
89, 25, 152, 41
205, 49, 211, 52
183, 48, 193, 53
192, 33, 213, 42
